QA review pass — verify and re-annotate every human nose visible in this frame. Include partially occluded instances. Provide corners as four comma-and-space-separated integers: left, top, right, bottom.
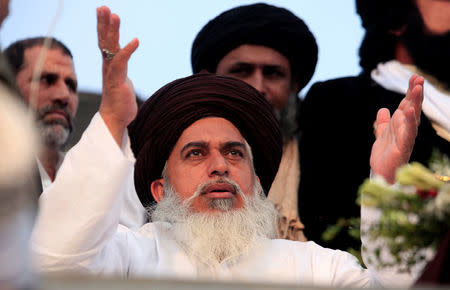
49, 79, 70, 105
246, 71, 266, 97
207, 151, 229, 177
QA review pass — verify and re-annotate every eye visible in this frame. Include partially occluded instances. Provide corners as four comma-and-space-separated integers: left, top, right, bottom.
263, 67, 286, 79
65, 78, 77, 93
227, 65, 253, 78
226, 149, 244, 160
39, 73, 57, 85
185, 149, 204, 159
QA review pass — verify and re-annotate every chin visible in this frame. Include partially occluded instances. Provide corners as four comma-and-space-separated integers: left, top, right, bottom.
40, 124, 70, 148
203, 197, 243, 212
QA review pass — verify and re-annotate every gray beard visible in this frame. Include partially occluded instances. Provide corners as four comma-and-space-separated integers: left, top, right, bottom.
149, 178, 278, 267
35, 103, 73, 149
275, 90, 299, 140
37, 121, 70, 149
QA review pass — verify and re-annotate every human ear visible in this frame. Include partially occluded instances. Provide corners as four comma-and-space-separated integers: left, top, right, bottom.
151, 178, 165, 203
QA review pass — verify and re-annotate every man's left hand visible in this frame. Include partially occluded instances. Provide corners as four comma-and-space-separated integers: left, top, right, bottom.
370, 74, 424, 183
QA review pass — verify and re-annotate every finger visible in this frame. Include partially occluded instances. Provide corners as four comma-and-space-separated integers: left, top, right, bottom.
403, 76, 423, 124
398, 75, 424, 122
396, 107, 416, 154
411, 82, 423, 125
105, 13, 121, 53
97, 6, 111, 49
114, 38, 139, 64
375, 108, 390, 139
405, 74, 417, 97
398, 74, 417, 112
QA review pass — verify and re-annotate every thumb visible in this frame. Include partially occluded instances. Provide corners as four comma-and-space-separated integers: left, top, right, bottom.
375, 108, 390, 139
115, 38, 139, 63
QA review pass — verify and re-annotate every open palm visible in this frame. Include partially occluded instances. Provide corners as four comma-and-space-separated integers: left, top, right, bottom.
370, 75, 424, 183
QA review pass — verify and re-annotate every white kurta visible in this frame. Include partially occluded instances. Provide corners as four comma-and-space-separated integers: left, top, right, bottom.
31, 113, 417, 288
36, 155, 146, 230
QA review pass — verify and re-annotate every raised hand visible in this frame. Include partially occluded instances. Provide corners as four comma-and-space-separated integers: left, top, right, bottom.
370, 75, 424, 183
97, 6, 139, 145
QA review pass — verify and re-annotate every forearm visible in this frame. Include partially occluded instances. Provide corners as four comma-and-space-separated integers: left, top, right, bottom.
31, 113, 135, 272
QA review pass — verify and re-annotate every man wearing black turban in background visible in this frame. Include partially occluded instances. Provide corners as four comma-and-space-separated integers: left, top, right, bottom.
191, 2, 318, 242
31, 6, 427, 288
298, 0, 450, 253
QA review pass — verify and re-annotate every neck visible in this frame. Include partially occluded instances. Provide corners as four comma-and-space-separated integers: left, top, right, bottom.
39, 146, 61, 181
394, 42, 414, 65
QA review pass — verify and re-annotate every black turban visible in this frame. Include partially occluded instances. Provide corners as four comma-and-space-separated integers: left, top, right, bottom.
191, 3, 318, 92
128, 73, 282, 208
356, 0, 413, 32
355, 0, 415, 72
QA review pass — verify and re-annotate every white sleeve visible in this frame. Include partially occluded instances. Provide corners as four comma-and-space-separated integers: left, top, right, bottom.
118, 174, 147, 230
31, 113, 136, 274
117, 135, 147, 229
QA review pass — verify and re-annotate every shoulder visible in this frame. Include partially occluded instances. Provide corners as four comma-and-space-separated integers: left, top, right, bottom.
120, 222, 171, 259
305, 75, 369, 100
303, 73, 405, 103
300, 75, 370, 122
137, 221, 171, 237
264, 239, 370, 286
268, 239, 358, 262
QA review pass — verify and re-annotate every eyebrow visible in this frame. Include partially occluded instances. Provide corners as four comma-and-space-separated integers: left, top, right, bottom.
179, 141, 247, 157
231, 62, 285, 69
231, 62, 253, 67
32, 70, 55, 79
222, 141, 246, 151
180, 141, 208, 157
35, 70, 77, 81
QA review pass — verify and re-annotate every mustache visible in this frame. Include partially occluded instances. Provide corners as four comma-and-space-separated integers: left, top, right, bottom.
185, 178, 243, 204
37, 103, 73, 129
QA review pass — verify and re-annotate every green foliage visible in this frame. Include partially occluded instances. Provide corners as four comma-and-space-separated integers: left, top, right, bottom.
323, 152, 449, 272
358, 158, 449, 272
322, 217, 364, 267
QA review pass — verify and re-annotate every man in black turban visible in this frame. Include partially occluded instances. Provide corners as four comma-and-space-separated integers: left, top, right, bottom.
128, 73, 282, 208
32, 6, 425, 287
298, 0, 450, 252
191, 2, 318, 241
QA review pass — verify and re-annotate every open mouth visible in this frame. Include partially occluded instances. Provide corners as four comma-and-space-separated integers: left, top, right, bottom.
202, 183, 236, 198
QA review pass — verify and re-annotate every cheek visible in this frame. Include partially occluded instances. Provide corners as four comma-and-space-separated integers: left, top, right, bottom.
168, 165, 202, 198
70, 95, 79, 116
232, 166, 255, 196
242, 177, 255, 196
16, 80, 31, 101
26, 93, 47, 110
272, 92, 290, 109
267, 81, 291, 109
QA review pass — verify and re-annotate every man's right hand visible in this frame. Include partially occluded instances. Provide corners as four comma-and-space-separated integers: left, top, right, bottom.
97, 6, 139, 146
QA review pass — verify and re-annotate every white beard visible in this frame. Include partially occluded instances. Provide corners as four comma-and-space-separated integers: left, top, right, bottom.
149, 178, 278, 267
